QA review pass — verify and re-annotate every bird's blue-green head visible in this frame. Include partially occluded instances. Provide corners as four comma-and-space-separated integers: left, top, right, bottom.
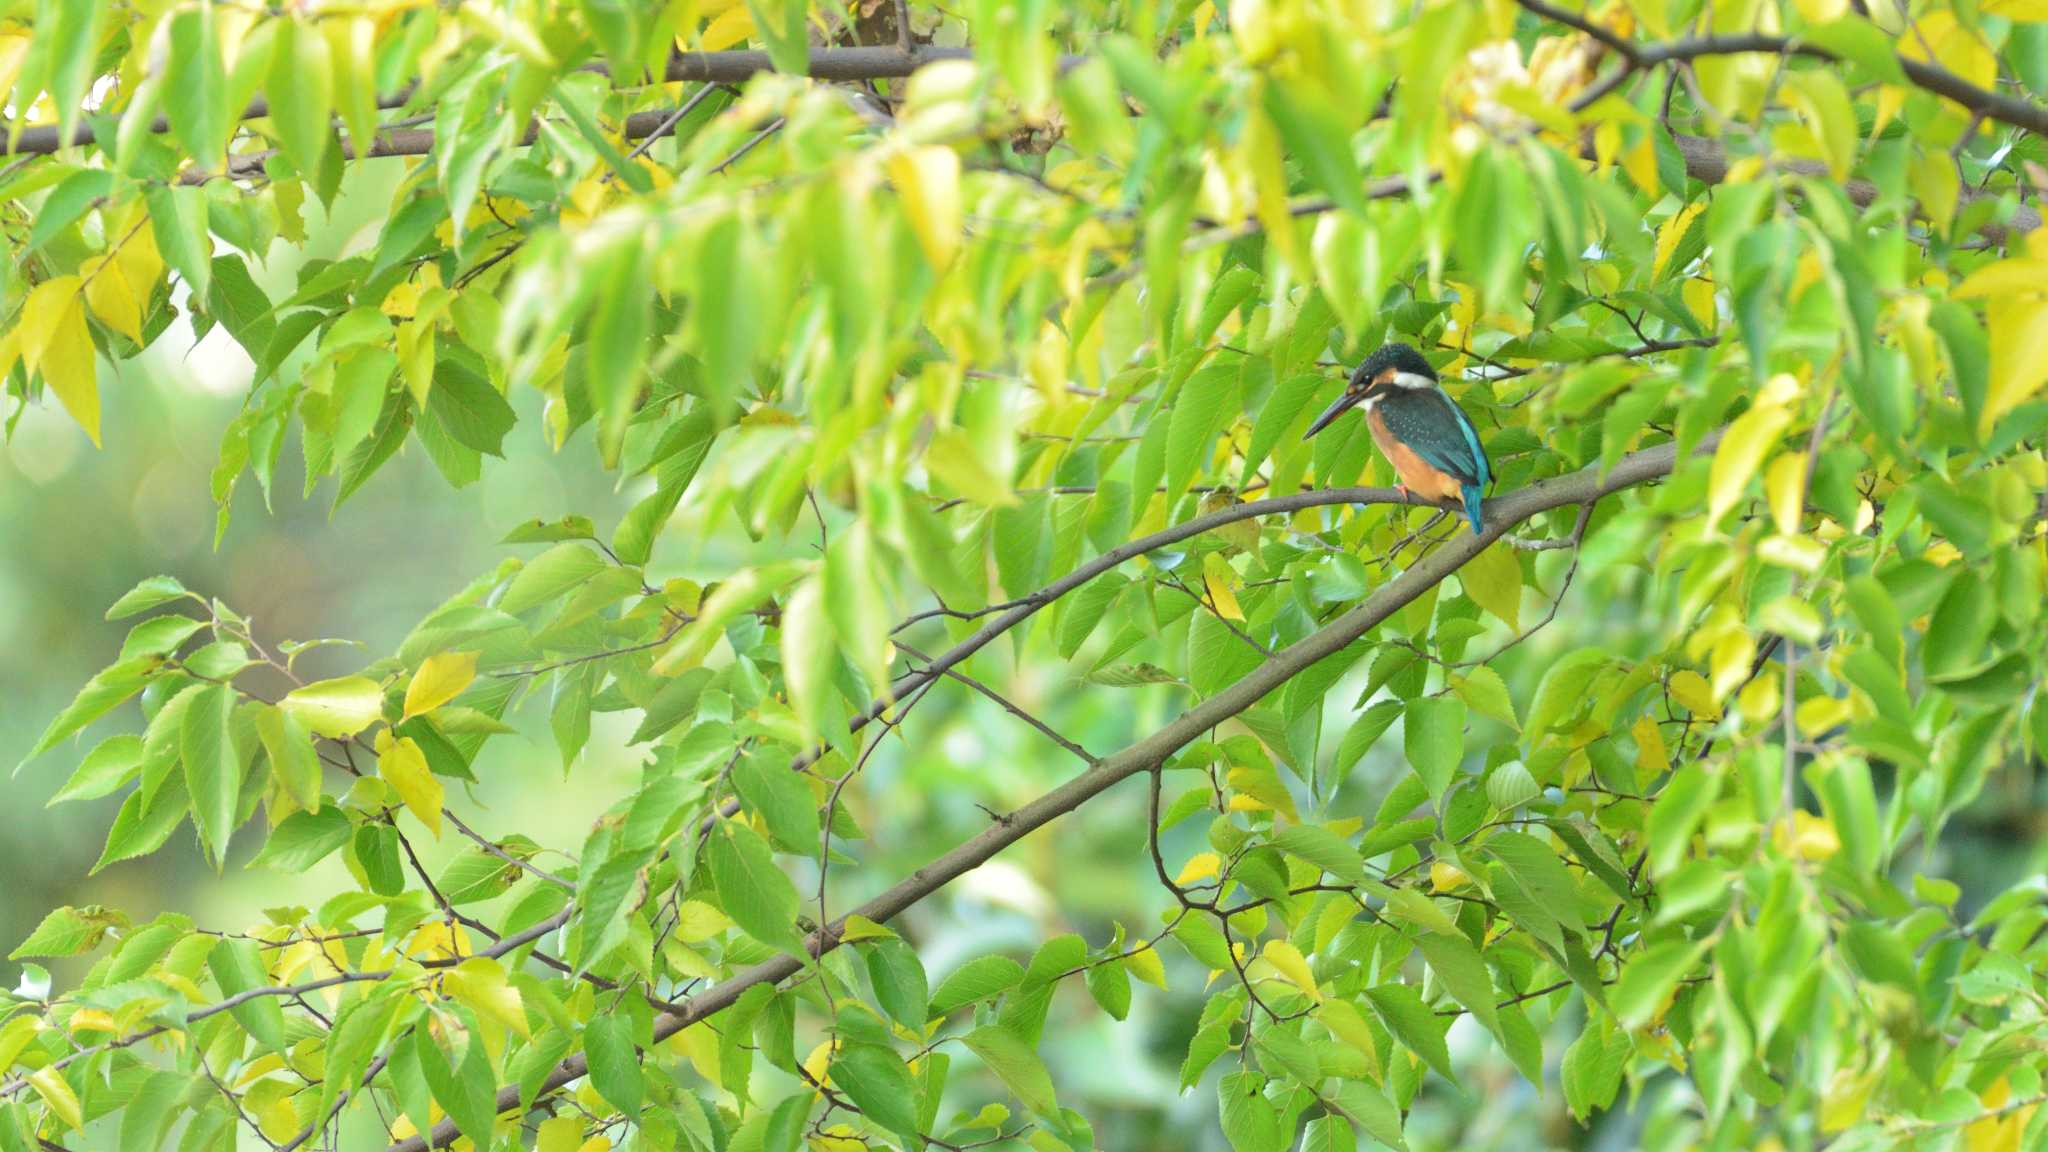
1303, 342, 1438, 439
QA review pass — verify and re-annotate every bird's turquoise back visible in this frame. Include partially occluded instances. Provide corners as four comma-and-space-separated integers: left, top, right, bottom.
1376, 386, 1492, 533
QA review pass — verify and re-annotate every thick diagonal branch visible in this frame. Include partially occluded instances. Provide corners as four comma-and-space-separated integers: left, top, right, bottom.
387, 432, 1716, 1152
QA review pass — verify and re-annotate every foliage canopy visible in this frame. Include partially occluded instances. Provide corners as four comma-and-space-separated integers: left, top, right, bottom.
5, 1, 2048, 1150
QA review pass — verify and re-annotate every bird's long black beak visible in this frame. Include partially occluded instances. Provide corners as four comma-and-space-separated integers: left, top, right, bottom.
1303, 389, 1364, 439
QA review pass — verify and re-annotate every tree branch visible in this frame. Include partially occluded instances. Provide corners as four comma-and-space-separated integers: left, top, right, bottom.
386, 431, 1719, 1152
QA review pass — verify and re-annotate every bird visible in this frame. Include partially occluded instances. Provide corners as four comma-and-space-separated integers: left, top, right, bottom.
1302, 342, 1493, 534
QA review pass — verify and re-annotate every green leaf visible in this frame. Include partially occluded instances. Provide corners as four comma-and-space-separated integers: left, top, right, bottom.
928, 955, 1027, 1020
961, 1025, 1058, 1119
1217, 1071, 1284, 1152
1327, 1080, 1408, 1151
708, 821, 807, 957
144, 185, 214, 300
583, 1015, 644, 1117
1262, 82, 1366, 217
1526, 648, 1608, 737
1611, 937, 1708, 1030
268, 18, 333, 178
499, 544, 608, 616
428, 355, 518, 456
1402, 697, 1465, 799
10, 905, 126, 960
1165, 364, 1236, 505
828, 1044, 923, 1148
864, 939, 930, 1030
22, 656, 156, 767
1267, 824, 1367, 884
93, 779, 189, 873
207, 937, 287, 1053
743, 0, 810, 74
248, 807, 351, 872
1485, 831, 1584, 939
1363, 983, 1456, 1084
106, 576, 193, 620
47, 735, 145, 806
256, 705, 321, 813
415, 1023, 496, 1147
1415, 929, 1499, 1039
181, 683, 242, 865
165, 6, 228, 169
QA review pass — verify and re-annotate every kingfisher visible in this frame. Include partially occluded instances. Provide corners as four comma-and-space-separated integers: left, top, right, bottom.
1303, 343, 1493, 534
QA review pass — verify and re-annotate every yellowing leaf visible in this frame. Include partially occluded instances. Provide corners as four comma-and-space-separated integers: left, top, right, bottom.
1260, 940, 1323, 1002
1125, 942, 1168, 989
1202, 553, 1245, 621
17, 276, 100, 444
1176, 852, 1222, 886
1429, 860, 1470, 891
282, 676, 386, 738
673, 900, 734, 942
442, 955, 528, 1037
1780, 70, 1856, 180
404, 651, 477, 718
887, 146, 963, 270
29, 1065, 82, 1130
924, 429, 1017, 507
537, 1117, 585, 1152
378, 735, 443, 837
1708, 398, 1793, 527
1899, 11, 1997, 89
1460, 539, 1522, 629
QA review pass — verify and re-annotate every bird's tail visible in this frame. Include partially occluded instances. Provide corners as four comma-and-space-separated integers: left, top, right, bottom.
1462, 484, 1485, 535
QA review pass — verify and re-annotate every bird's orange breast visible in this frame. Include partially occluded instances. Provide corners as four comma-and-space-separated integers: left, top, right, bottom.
1367, 408, 1464, 501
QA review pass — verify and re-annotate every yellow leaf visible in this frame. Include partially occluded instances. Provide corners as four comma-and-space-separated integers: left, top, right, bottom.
404, 651, 478, 718
1709, 631, 1757, 703
577, 1138, 613, 1152
1707, 396, 1794, 527
698, 4, 754, 51
1984, 0, 2048, 19
838, 915, 895, 941
1621, 133, 1658, 198
1226, 763, 1299, 821
65, 1008, 118, 1036
1429, 861, 1470, 891
1774, 810, 1841, 862
29, 1065, 82, 1130
1259, 940, 1323, 1002
1668, 669, 1719, 718
1175, 852, 1222, 886
81, 255, 144, 344
378, 736, 443, 837
1764, 452, 1807, 536
1951, 254, 2048, 300
1653, 202, 1704, 279
1202, 553, 1245, 621
886, 146, 963, 271
17, 276, 100, 444
1632, 713, 1669, 778
1899, 11, 1997, 89
410, 920, 470, 961
1124, 942, 1168, 989
1983, 296, 2048, 439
